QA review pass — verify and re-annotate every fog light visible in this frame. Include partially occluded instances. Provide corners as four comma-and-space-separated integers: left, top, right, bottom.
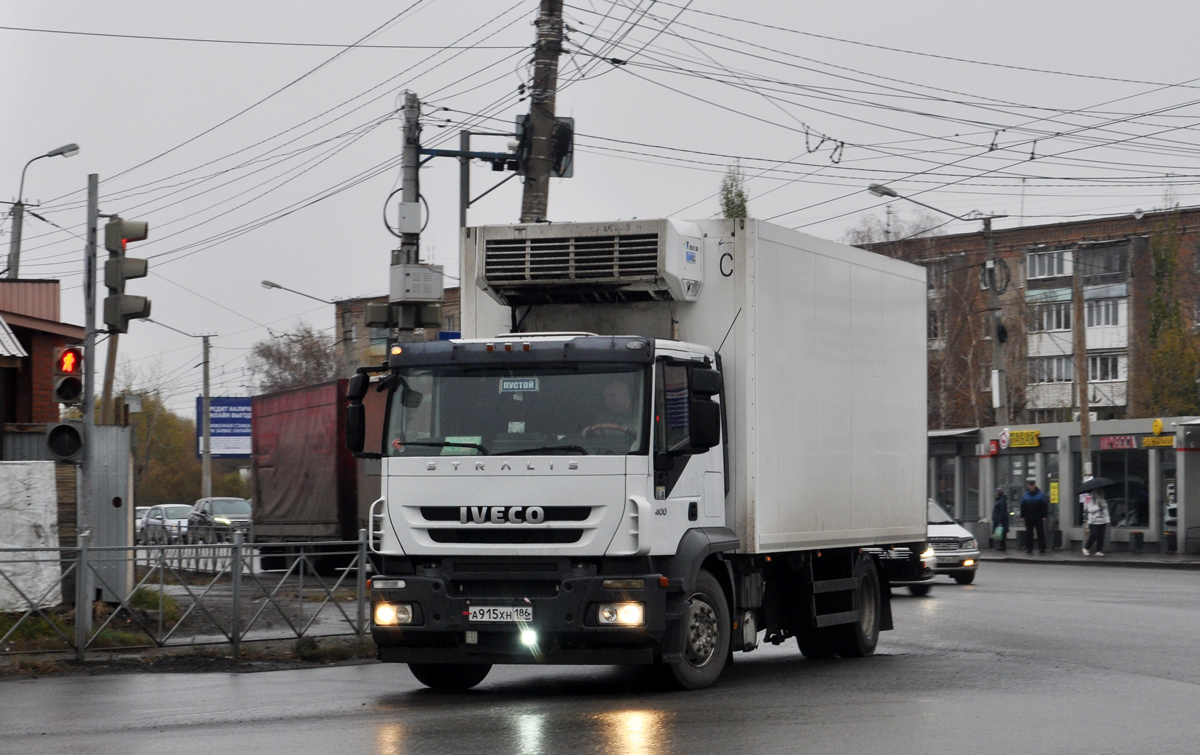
963, 559, 975, 567
602, 578, 645, 590
520, 629, 538, 646
598, 602, 645, 626
374, 602, 413, 626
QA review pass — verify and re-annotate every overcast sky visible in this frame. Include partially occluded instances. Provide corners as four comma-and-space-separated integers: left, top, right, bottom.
4, 1, 1200, 415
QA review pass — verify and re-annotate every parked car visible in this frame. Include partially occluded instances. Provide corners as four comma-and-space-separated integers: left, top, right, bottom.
187, 498, 252, 543
927, 499, 979, 585
134, 506, 152, 544
143, 504, 192, 544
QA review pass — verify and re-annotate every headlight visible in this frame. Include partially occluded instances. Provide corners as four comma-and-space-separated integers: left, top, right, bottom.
598, 602, 645, 626
214, 517, 232, 525
374, 602, 413, 626
962, 539, 978, 550
921, 545, 936, 559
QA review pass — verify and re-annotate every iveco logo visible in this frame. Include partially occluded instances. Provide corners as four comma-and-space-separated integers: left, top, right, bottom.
459, 506, 545, 524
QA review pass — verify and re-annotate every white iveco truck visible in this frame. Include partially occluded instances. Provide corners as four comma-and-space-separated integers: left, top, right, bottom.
347, 218, 933, 691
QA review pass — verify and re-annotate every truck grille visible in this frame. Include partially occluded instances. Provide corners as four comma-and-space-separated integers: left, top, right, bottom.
484, 234, 660, 284
428, 529, 584, 545
419, 507, 591, 522
929, 539, 961, 551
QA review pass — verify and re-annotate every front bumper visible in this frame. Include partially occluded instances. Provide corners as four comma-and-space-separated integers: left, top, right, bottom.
932, 550, 980, 575
370, 563, 672, 666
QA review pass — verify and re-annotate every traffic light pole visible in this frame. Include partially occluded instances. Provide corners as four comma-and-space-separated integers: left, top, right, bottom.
101, 334, 118, 425
82, 173, 98, 530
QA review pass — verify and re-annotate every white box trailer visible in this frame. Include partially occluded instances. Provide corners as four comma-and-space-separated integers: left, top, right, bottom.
353, 217, 933, 692
461, 218, 928, 553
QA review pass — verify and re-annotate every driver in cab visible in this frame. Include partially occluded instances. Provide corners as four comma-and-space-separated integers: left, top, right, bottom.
582, 377, 640, 441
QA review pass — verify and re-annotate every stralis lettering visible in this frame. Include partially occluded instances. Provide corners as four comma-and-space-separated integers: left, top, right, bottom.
459, 506, 546, 524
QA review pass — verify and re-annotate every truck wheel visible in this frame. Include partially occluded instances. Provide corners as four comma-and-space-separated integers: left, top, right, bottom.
908, 583, 932, 597
408, 663, 492, 691
796, 627, 837, 659
954, 571, 976, 585
662, 569, 730, 690
831, 555, 880, 658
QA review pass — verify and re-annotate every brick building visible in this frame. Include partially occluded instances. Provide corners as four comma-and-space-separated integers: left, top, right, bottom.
333, 287, 461, 375
865, 207, 1200, 430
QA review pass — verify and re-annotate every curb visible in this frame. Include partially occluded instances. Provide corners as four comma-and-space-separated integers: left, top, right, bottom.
978, 554, 1200, 571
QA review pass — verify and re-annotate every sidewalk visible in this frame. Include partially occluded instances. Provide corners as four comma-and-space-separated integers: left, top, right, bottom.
978, 547, 1200, 570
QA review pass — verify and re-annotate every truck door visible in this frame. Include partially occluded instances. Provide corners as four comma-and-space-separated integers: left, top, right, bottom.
654, 359, 724, 525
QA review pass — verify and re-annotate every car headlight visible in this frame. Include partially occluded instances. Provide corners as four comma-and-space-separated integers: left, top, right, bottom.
962, 539, 977, 550
598, 602, 645, 626
214, 517, 232, 525
374, 602, 413, 626
921, 545, 936, 559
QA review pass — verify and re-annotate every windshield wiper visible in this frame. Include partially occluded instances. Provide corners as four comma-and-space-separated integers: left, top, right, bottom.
398, 441, 488, 455
496, 444, 588, 456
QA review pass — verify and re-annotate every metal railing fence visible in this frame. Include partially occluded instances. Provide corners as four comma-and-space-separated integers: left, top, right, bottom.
0, 530, 370, 661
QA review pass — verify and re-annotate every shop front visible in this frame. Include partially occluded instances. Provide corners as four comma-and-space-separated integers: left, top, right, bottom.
931, 416, 1198, 553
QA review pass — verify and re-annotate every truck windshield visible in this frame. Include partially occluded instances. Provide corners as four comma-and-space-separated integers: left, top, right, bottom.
387, 363, 649, 456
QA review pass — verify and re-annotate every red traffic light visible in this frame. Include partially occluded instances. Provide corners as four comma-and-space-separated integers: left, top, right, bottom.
56, 347, 82, 375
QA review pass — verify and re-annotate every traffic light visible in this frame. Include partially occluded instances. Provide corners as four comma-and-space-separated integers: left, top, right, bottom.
53, 346, 84, 405
103, 216, 151, 333
46, 422, 83, 462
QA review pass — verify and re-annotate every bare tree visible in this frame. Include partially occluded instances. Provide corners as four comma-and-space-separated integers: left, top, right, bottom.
844, 207, 946, 248
719, 162, 749, 219
247, 321, 339, 394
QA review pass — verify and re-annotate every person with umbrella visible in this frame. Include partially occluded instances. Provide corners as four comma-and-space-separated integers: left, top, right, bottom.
1080, 477, 1113, 557
1020, 478, 1050, 554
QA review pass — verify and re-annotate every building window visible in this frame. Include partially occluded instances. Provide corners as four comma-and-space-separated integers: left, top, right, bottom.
444, 314, 456, 331
1031, 302, 1071, 332
369, 327, 389, 349
1088, 354, 1122, 382
1027, 250, 1068, 279
1030, 355, 1073, 383
924, 260, 947, 292
1083, 246, 1127, 276
1085, 298, 1120, 327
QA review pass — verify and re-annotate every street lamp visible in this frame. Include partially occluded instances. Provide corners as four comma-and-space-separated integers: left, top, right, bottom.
8, 143, 80, 279
261, 279, 333, 305
867, 183, 973, 221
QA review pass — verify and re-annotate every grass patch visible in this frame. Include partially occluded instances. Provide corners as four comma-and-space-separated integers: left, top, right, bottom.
0, 608, 74, 651
127, 587, 184, 626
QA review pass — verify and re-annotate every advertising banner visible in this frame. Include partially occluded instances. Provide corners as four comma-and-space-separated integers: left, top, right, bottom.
196, 397, 253, 458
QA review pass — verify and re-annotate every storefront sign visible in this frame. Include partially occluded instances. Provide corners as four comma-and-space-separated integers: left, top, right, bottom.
998, 429, 1009, 450
985, 440, 1000, 457
1009, 430, 1040, 448
1143, 436, 1175, 448
1152, 418, 1164, 436
1049, 481, 1059, 504
1098, 435, 1137, 450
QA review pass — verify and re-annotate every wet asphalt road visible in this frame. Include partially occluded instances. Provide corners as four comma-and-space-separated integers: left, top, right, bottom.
3, 562, 1199, 755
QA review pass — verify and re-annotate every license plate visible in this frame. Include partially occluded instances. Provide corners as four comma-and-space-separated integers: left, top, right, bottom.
937, 556, 959, 565
469, 605, 533, 623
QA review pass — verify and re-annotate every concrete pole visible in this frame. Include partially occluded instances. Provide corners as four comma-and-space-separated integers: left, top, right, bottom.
101, 333, 119, 425
82, 174, 98, 531
985, 217, 1008, 425
459, 130, 470, 229
202, 335, 212, 498
1073, 245, 1093, 479
395, 92, 421, 267
519, 0, 564, 223
6, 201, 23, 279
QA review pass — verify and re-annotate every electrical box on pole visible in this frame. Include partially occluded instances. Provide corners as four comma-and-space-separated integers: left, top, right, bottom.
103, 217, 151, 333
53, 346, 84, 405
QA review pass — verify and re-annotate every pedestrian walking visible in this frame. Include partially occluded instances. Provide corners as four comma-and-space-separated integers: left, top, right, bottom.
992, 487, 1009, 551
1082, 488, 1111, 557
1020, 478, 1049, 554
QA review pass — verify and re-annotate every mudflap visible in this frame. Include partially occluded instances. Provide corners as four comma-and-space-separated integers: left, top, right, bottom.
876, 561, 894, 631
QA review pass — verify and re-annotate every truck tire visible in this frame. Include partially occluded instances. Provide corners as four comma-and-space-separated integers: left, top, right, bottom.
796, 627, 836, 659
661, 569, 730, 690
408, 663, 492, 691
907, 583, 931, 597
954, 571, 976, 585
830, 555, 880, 658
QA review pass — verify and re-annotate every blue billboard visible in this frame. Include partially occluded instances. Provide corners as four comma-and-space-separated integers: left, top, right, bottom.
196, 397, 253, 458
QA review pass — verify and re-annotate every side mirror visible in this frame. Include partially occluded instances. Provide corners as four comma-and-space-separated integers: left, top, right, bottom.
347, 372, 369, 401
346, 379, 388, 458
691, 368, 723, 397
689, 399, 720, 450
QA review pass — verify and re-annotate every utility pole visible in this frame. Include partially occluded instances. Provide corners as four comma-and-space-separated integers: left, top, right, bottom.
82, 174, 98, 529
984, 217, 1008, 425
201, 335, 212, 498
460, 130, 470, 229
1073, 245, 1092, 479
101, 334, 119, 425
7, 201, 24, 279
395, 92, 421, 267
519, 0, 564, 223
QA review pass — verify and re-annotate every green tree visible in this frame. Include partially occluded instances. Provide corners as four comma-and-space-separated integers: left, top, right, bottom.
719, 162, 749, 219
131, 392, 250, 505
247, 321, 339, 394
1137, 209, 1200, 415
